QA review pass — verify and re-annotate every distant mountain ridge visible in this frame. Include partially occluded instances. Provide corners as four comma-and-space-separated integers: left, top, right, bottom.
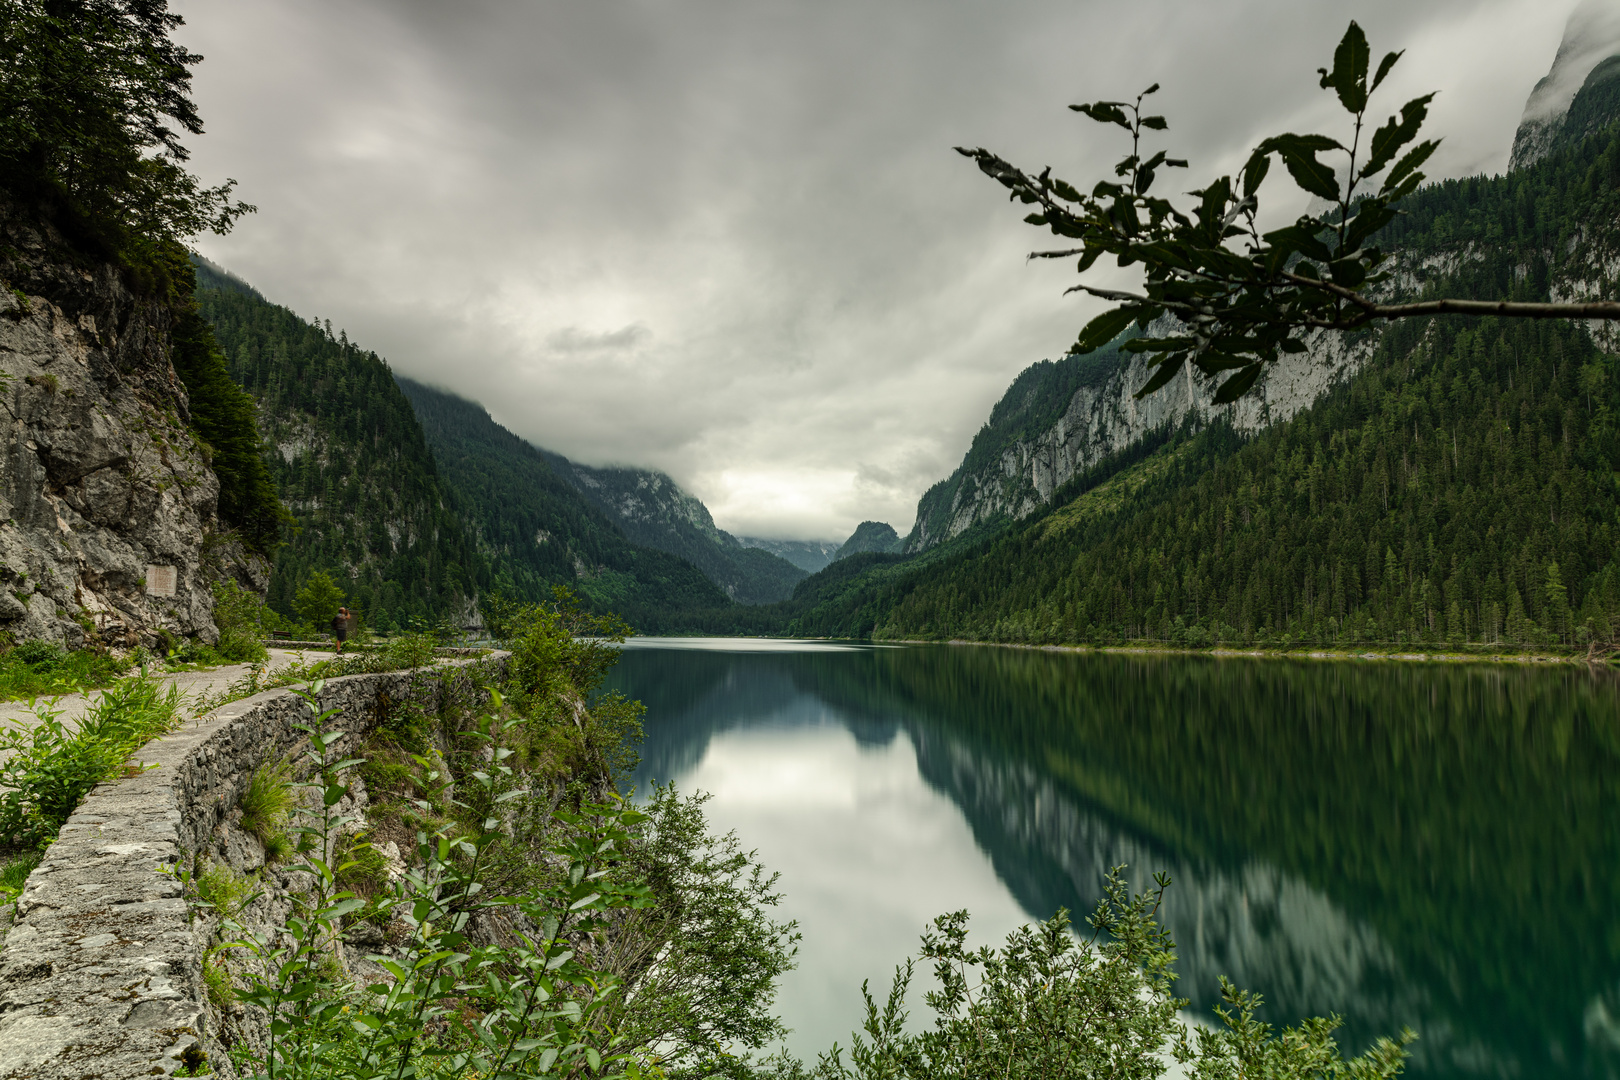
535, 456, 807, 604
736, 537, 841, 574
834, 521, 905, 560
1511, 0, 1620, 169
395, 377, 733, 620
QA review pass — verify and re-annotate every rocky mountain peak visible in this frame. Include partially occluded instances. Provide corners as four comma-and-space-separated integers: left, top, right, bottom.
1510, 0, 1620, 169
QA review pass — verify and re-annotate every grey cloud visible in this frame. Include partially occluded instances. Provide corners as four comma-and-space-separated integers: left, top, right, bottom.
176, 0, 1578, 540
547, 324, 650, 353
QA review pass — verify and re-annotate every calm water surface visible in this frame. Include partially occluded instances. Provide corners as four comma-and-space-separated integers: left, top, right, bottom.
603, 639, 1620, 1079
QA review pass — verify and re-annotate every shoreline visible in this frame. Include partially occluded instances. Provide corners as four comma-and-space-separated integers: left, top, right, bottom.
886, 638, 1610, 665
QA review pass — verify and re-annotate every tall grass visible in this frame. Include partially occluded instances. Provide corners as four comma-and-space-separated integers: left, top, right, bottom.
239, 757, 294, 851
0, 671, 183, 849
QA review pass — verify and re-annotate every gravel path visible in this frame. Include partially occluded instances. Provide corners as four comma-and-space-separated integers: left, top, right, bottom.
0, 648, 314, 768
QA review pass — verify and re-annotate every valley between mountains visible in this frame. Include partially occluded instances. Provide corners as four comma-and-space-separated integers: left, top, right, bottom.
176, 42, 1620, 656
9, 11, 1620, 659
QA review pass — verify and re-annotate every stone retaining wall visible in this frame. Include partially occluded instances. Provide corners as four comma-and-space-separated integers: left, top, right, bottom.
0, 654, 507, 1079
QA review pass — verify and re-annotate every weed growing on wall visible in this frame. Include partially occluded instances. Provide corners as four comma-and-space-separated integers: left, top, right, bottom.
238, 757, 295, 856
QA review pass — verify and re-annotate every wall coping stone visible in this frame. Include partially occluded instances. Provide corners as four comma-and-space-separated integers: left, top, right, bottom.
0, 653, 507, 1079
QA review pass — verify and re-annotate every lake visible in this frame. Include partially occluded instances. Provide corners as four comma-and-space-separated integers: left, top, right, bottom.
604, 639, 1620, 1080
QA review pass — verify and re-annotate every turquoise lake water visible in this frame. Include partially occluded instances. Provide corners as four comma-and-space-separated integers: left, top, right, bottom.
603, 639, 1620, 1079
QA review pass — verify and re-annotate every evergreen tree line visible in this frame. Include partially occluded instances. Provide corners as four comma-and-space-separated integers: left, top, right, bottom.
865, 315, 1620, 649
396, 376, 733, 621
194, 270, 483, 631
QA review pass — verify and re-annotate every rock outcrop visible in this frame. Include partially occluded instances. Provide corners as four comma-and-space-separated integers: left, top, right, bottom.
906, 329, 1373, 552
0, 204, 232, 649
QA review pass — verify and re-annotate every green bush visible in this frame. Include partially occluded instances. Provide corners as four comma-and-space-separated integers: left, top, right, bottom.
212, 580, 269, 663
0, 642, 131, 702
813, 873, 1414, 1080
0, 671, 181, 848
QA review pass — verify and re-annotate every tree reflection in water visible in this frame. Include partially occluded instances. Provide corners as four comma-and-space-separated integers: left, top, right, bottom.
609, 642, 1620, 1080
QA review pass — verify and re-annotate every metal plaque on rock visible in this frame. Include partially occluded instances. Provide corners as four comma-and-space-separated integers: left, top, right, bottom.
145, 564, 177, 597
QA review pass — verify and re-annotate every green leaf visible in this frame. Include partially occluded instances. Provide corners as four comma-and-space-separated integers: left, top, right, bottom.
1319, 21, 1370, 114
1072, 306, 1138, 354
1140, 115, 1167, 130
1242, 150, 1271, 198
1276, 143, 1340, 202
1071, 102, 1131, 129
1263, 225, 1333, 263
1329, 258, 1367, 287
1134, 355, 1186, 399
1371, 49, 1403, 93
1363, 93, 1434, 176
1214, 363, 1264, 403
1383, 139, 1438, 195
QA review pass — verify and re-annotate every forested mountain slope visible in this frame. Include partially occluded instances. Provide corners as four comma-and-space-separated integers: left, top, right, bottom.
832, 521, 905, 560
194, 264, 480, 630
537, 455, 807, 604
395, 378, 733, 622
760, 120, 1620, 649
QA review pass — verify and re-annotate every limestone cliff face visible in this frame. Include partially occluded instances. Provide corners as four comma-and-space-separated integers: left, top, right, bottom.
0, 206, 231, 648
906, 330, 1372, 552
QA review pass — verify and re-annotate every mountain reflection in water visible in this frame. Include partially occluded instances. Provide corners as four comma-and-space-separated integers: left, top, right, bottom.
606, 641, 1620, 1080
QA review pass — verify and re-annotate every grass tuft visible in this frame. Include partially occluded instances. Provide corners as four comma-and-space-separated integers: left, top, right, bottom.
239, 757, 294, 849
194, 861, 254, 916
0, 849, 43, 905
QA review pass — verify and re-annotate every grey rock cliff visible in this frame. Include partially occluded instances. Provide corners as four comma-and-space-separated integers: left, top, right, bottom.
0, 204, 231, 648
906, 330, 1372, 553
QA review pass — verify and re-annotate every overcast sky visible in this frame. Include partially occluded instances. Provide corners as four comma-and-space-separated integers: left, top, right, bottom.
174, 0, 1578, 541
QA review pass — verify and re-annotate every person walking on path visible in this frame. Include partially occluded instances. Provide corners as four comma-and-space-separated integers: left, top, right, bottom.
333, 606, 351, 653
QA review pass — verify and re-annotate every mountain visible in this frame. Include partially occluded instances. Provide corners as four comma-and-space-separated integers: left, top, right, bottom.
1511, 0, 1620, 169
902, 326, 1369, 554
735, 537, 842, 574
194, 263, 481, 631
394, 377, 733, 622
536, 456, 807, 604
833, 521, 905, 560
740, 57, 1620, 650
